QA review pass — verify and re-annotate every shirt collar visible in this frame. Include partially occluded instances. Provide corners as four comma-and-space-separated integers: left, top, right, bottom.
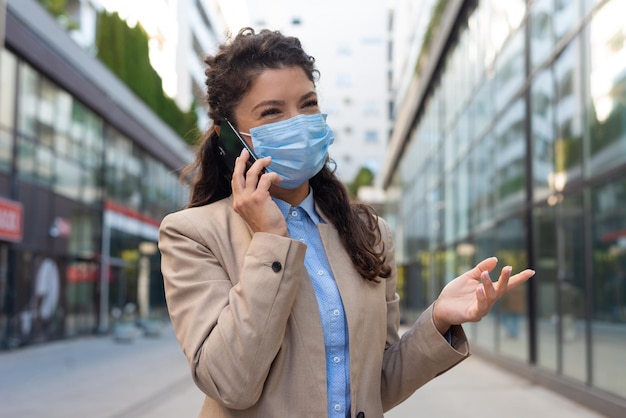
272, 188, 322, 225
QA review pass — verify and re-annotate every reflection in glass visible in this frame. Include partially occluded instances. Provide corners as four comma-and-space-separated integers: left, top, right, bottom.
0, 130, 12, 172
53, 92, 73, 158
387, 0, 626, 407
54, 157, 82, 200
17, 63, 38, 138
473, 229, 496, 350
532, 68, 555, 203
554, 0, 583, 44
494, 28, 525, 114
0, 49, 17, 129
17, 137, 36, 180
591, 175, 626, 397
495, 216, 528, 361
472, 77, 494, 140
534, 205, 558, 372
554, 39, 583, 182
36, 146, 54, 186
587, 0, 626, 176
494, 99, 526, 217
530, 0, 555, 69
558, 194, 586, 383
105, 129, 143, 211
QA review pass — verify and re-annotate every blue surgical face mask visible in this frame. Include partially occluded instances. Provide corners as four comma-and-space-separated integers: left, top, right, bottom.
240, 113, 334, 189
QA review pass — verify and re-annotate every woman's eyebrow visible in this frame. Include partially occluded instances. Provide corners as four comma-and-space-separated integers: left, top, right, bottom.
251, 100, 284, 112
300, 91, 317, 101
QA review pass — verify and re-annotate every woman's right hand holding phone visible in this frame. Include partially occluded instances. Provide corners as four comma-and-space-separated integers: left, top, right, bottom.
231, 149, 288, 237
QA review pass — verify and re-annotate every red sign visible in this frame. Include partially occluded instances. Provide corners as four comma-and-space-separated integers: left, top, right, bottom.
0, 198, 23, 242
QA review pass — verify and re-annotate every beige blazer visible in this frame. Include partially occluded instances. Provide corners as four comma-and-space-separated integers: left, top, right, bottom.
158, 196, 469, 418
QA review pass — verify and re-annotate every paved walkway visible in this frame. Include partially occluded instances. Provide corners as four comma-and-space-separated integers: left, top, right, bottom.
0, 322, 608, 417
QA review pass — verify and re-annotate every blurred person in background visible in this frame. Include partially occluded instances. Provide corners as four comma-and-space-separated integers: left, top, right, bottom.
158, 27, 535, 418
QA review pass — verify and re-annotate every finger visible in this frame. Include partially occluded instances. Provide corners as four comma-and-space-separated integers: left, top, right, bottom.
472, 257, 498, 277
494, 266, 512, 296
247, 156, 272, 179
480, 270, 497, 303
507, 269, 536, 289
475, 284, 489, 316
245, 154, 275, 190
257, 171, 282, 190
231, 149, 250, 193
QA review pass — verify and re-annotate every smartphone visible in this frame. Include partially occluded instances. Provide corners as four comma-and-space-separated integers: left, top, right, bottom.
219, 119, 262, 172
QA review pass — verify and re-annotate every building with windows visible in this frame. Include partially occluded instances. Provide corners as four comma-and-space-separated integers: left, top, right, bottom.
0, 0, 193, 348
239, 0, 392, 184
64, 0, 227, 129
381, 0, 626, 415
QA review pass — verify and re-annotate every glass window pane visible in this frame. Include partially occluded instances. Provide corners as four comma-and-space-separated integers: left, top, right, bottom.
69, 101, 87, 160
470, 133, 495, 227
17, 63, 38, 138
494, 29, 525, 113
534, 204, 558, 372
444, 172, 455, 245
486, 0, 526, 59
587, 1, 626, 176
105, 129, 143, 210
554, 39, 583, 182
17, 136, 36, 180
554, 0, 584, 43
54, 157, 82, 200
559, 194, 586, 383
532, 68, 556, 203
530, 0, 555, 69
38, 78, 56, 147
83, 112, 103, 168
82, 165, 102, 204
494, 99, 526, 217
496, 216, 528, 362
591, 173, 626, 397
0, 129, 12, 173
472, 78, 494, 141
0, 49, 17, 129
36, 146, 54, 186
54, 91, 73, 158
473, 228, 496, 350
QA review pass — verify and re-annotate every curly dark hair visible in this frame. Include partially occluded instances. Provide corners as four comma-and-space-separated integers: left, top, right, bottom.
180, 27, 391, 282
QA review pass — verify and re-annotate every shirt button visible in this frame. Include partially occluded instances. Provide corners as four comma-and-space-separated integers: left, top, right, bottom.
317, 270, 324, 276
299, 238, 305, 243
291, 210, 298, 217
334, 404, 341, 411
271, 261, 282, 272
333, 356, 340, 363
333, 309, 340, 316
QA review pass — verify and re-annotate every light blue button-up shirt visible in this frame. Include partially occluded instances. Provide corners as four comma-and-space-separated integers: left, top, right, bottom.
273, 191, 351, 418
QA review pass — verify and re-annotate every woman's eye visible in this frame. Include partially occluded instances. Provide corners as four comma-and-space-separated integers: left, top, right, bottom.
260, 108, 281, 117
303, 99, 318, 108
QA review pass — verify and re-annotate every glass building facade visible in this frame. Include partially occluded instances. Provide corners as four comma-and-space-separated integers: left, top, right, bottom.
0, 2, 190, 348
384, 0, 626, 414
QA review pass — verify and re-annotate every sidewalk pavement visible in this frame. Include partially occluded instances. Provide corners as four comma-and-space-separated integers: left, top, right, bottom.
0, 322, 608, 418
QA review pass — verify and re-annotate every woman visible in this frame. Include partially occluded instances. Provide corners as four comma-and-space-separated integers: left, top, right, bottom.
158, 27, 535, 418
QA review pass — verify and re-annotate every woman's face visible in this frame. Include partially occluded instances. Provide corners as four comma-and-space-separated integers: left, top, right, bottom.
233, 66, 320, 139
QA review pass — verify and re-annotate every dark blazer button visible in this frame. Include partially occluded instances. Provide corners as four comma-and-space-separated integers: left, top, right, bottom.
271, 261, 282, 272
356, 412, 364, 418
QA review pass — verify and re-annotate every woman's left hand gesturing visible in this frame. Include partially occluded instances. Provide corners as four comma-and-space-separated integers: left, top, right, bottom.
432, 257, 535, 335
